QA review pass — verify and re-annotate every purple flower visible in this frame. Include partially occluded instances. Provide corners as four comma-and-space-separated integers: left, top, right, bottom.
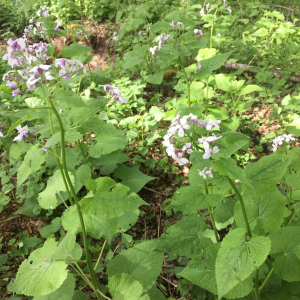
12, 89, 20, 98
227, 6, 232, 14
197, 62, 202, 70
170, 20, 176, 28
13, 125, 29, 142
99, 85, 128, 104
76, 29, 83, 36
41, 148, 48, 152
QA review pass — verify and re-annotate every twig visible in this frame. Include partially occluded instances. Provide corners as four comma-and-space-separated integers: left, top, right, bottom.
143, 186, 165, 196
222, 60, 300, 83
266, 5, 296, 12
159, 275, 177, 288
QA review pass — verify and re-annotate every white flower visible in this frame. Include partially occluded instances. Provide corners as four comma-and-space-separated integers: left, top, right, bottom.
112, 32, 119, 41
197, 62, 201, 70
216, 33, 221, 37
200, 8, 206, 16
206, 119, 221, 130
203, 146, 219, 159
284, 134, 295, 143
13, 125, 29, 141
198, 168, 207, 179
150, 46, 158, 55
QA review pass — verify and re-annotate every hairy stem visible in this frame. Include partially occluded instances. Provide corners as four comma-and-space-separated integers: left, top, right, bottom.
227, 177, 252, 238
49, 98, 103, 300
204, 181, 219, 242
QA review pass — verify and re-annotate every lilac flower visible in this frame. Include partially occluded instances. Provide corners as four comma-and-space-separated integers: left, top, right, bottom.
41, 148, 48, 152
227, 6, 232, 13
272, 134, 295, 151
98, 85, 128, 104
6, 81, 17, 88
112, 32, 119, 41
194, 29, 204, 37
203, 146, 219, 159
54, 22, 61, 31
199, 134, 222, 149
176, 22, 183, 28
205, 120, 221, 130
200, 8, 206, 16
150, 46, 158, 55
197, 62, 202, 70
83, 34, 88, 39
223, 0, 227, 4
27, 64, 52, 91
198, 167, 213, 179
12, 89, 20, 99
146, 23, 152, 31
13, 125, 29, 141
76, 29, 83, 36
206, 3, 210, 10
170, 20, 176, 28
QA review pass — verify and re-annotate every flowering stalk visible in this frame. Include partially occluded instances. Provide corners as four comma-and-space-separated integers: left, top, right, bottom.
178, 55, 191, 108
204, 181, 219, 242
227, 177, 252, 239
48, 97, 104, 300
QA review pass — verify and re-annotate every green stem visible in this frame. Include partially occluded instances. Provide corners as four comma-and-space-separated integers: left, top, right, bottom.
65, 104, 106, 131
227, 177, 252, 238
259, 268, 274, 291
204, 181, 219, 242
55, 259, 87, 263
287, 207, 300, 226
47, 99, 74, 206
49, 98, 103, 300
178, 55, 191, 108
94, 240, 106, 271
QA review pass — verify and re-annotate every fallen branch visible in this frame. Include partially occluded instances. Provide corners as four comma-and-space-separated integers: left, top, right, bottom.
222, 60, 300, 83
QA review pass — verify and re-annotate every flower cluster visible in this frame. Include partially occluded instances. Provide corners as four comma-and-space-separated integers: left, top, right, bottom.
76, 29, 88, 38
162, 112, 222, 165
170, 21, 184, 28
194, 29, 204, 37
54, 58, 86, 84
198, 167, 213, 179
112, 32, 119, 41
272, 134, 295, 151
99, 85, 128, 104
37, 5, 50, 17
150, 33, 171, 55
13, 125, 29, 141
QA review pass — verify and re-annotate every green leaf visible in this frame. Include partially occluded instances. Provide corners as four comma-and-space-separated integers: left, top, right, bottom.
18, 231, 42, 255
238, 85, 265, 96
33, 273, 75, 300
10, 141, 31, 165
179, 243, 254, 299
0, 193, 10, 214
168, 186, 222, 211
285, 118, 300, 136
270, 227, 300, 281
215, 74, 236, 92
244, 154, 293, 195
214, 197, 237, 230
89, 134, 127, 158
145, 69, 164, 85
17, 0, 35, 12
285, 172, 300, 190
155, 215, 213, 257
149, 106, 164, 121
81, 183, 146, 218
38, 170, 74, 209
39, 217, 61, 238
235, 188, 287, 234
206, 106, 229, 120
72, 291, 88, 300
53, 232, 76, 260
92, 151, 129, 166
107, 240, 163, 291
114, 165, 155, 193
8, 239, 68, 296
196, 48, 217, 61
0, 254, 8, 266
212, 158, 252, 186
59, 44, 92, 58
213, 131, 250, 159
108, 273, 144, 300
16, 197, 41, 217
198, 51, 232, 75
216, 228, 271, 299
144, 286, 166, 300
17, 145, 48, 187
